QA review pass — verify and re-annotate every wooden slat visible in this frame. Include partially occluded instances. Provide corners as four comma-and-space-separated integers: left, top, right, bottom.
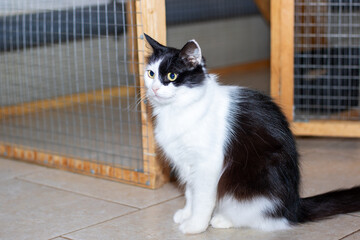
254, 0, 270, 23
270, 0, 294, 121
280, 0, 294, 122
0, 143, 158, 188
135, 0, 169, 189
126, 0, 139, 75
209, 59, 270, 77
0, 86, 135, 119
292, 121, 360, 138
270, 0, 281, 103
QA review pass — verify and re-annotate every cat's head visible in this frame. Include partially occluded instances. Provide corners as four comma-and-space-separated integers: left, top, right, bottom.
143, 34, 207, 107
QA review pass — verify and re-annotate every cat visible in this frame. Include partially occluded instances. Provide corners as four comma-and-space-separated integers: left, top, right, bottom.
143, 33, 360, 235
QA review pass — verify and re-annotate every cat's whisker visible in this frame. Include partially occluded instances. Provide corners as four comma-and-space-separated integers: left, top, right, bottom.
127, 94, 147, 111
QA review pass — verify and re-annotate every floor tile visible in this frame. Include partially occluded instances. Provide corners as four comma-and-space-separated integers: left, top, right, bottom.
349, 212, 360, 217
296, 137, 343, 155
297, 137, 360, 160
19, 168, 182, 209
326, 138, 360, 159
268, 215, 360, 240
0, 158, 45, 182
65, 197, 360, 240
341, 230, 360, 240
0, 179, 136, 240
300, 151, 360, 197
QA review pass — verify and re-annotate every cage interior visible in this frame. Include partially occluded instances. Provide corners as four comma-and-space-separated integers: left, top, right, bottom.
0, 0, 144, 173
294, 0, 360, 121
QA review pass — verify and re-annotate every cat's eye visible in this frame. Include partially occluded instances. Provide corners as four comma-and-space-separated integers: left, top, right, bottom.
147, 70, 155, 79
167, 72, 178, 81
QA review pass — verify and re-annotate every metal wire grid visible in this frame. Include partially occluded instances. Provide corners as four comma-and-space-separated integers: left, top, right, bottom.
0, 0, 147, 175
294, 0, 360, 121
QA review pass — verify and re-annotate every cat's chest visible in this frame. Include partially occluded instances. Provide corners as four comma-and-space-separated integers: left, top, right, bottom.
154, 99, 230, 165
154, 107, 212, 160
155, 110, 203, 149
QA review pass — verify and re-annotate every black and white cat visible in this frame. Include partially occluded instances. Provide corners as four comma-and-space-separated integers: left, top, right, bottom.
143, 34, 360, 235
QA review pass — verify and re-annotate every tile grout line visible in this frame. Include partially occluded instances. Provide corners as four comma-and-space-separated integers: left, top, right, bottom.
15, 176, 142, 210
49, 236, 74, 240
59, 237, 73, 240
338, 228, 360, 240
139, 195, 184, 211
59, 195, 184, 238
14, 178, 143, 239
14, 168, 48, 179
348, 213, 360, 218
58, 209, 142, 238
16, 176, 184, 210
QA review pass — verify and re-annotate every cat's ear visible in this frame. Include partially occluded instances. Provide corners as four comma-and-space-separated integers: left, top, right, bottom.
179, 40, 202, 69
144, 33, 167, 53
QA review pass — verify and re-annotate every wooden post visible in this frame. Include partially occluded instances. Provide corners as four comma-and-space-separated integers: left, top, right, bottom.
135, 0, 169, 188
126, 0, 139, 75
270, 0, 294, 121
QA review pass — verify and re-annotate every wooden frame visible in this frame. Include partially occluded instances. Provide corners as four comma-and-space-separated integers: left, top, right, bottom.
0, 143, 159, 188
271, 0, 360, 137
271, 0, 294, 122
210, 59, 270, 77
135, 0, 169, 188
0, 0, 168, 189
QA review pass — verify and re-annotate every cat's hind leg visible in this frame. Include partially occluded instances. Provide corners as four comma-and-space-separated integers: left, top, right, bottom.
213, 195, 291, 231
210, 214, 233, 229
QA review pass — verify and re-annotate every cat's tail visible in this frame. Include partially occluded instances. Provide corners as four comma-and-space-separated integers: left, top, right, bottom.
298, 186, 360, 223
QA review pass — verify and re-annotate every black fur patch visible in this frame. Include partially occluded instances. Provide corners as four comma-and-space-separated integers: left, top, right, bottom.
218, 88, 301, 222
299, 186, 360, 222
145, 34, 206, 88
218, 88, 360, 223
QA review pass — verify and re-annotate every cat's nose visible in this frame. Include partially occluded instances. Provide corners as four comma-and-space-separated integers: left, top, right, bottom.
152, 86, 160, 94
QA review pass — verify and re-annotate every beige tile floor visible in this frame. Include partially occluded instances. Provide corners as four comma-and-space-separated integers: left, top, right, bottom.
0, 137, 360, 240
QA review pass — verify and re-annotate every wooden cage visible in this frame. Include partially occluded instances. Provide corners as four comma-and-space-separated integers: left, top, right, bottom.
0, 0, 168, 189
271, 0, 360, 137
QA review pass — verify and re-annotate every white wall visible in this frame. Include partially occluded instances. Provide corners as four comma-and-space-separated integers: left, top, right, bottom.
167, 15, 270, 68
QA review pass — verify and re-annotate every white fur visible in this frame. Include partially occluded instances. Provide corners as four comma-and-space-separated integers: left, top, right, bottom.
211, 195, 290, 231
144, 58, 290, 234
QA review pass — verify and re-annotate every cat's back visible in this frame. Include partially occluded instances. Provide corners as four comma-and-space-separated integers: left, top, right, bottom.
218, 85, 299, 200
228, 86, 292, 137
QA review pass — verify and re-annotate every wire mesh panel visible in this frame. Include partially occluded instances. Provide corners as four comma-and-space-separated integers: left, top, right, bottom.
0, 0, 164, 187
294, 0, 360, 121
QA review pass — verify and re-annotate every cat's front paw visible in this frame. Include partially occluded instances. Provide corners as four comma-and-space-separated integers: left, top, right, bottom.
173, 208, 191, 224
179, 217, 209, 234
